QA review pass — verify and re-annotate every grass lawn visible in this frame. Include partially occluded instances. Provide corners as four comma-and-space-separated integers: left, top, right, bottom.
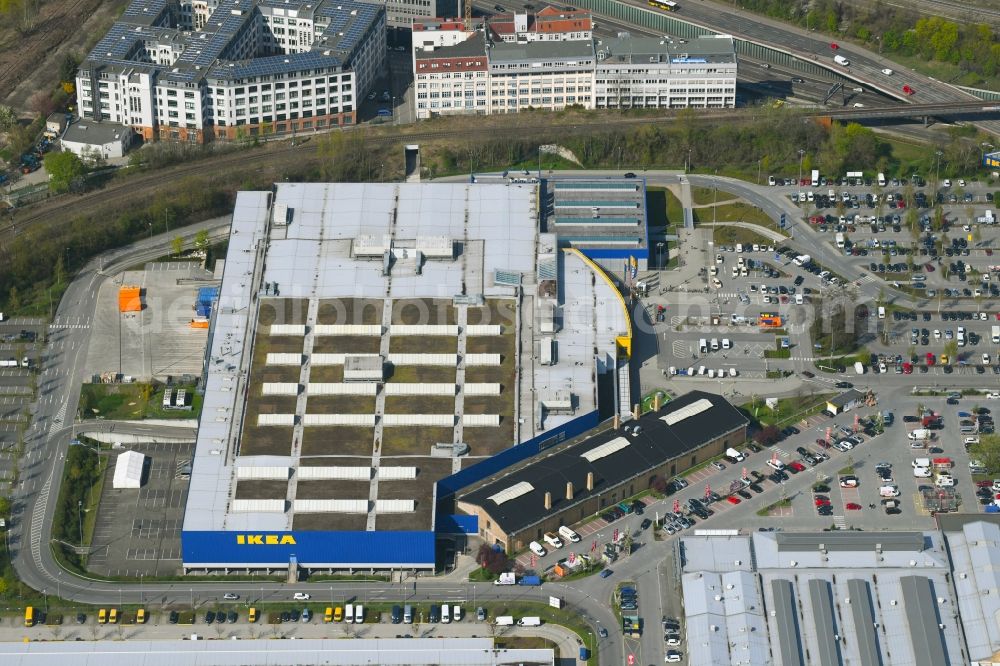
384, 395, 457, 414
387, 365, 457, 383
699, 203, 779, 229
79, 383, 203, 420
690, 185, 738, 206
468, 567, 494, 582
711, 225, 776, 248
741, 393, 836, 427
665, 188, 683, 229
389, 335, 457, 354
381, 427, 455, 455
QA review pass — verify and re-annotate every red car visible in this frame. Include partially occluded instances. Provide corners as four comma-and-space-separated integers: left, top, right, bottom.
816, 438, 830, 449
789, 461, 806, 472
830, 42, 839, 49
800, 178, 809, 186
726, 496, 742, 505
814, 498, 831, 506
903, 85, 915, 95
845, 502, 863, 510
903, 362, 913, 374
926, 353, 936, 366
976, 480, 993, 488
925, 263, 934, 272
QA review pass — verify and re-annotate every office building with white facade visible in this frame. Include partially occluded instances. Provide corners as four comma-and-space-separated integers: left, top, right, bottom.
411, 8, 735, 119
76, 0, 385, 143
594, 34, 736, 109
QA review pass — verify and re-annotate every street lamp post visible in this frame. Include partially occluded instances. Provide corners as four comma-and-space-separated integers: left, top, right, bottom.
935, 150, 943, 189
757, 158, 762, 185
797, 149, 806, 185
657, 241, 665, 270
77, 500, 83, 545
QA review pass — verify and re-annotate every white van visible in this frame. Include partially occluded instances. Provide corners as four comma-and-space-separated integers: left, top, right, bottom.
699, 339, 708, 354
878, 306, 886, 319
442, 604, 451, 624
725, 447, 745, 462
879, 485, 900, 497
710, 338, 720, 351
722, 339, 731, 350
766, 459, 786, 471
558, 525, 581, 543
495, 616, 515, 626
543, 532, 563, 549
354, 605, 364, 623
345, 604, 355, 624
452, 605, 462, 622
736, 243, 743, 252
529, 541, 547, 557
517, 617, 542, 627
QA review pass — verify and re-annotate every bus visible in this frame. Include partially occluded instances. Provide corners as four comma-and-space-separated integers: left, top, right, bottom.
647, 0, 678, 10
24, 606, 34, 627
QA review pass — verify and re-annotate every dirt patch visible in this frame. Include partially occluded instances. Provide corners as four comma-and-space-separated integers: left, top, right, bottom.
464, 366, 502, 383
381, 427, 455, 455
317, 298, 383, 325
234, 480, 289, 500
264, 336, 306, 353
240, 425, 294, 456
386, 365, 456, 383
308, 365, 345, 383
389, 335, 457, 354
466, 298, 517, 328
293, 512, 368, 531
297, 480, 370, 500
300, 426, 374, 458
312, 335, 381, 354
464, 418, 515, 455
0, 0, 128, 107
391, 298, 456, 325
384, 395, 457, 414
466, 336, 511, 354
307, 395, 376, 414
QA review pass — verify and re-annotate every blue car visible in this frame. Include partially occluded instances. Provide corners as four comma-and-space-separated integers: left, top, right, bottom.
599, 569, 613, 578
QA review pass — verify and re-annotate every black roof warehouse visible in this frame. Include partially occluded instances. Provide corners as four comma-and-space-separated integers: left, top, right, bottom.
457, 391, 749, 550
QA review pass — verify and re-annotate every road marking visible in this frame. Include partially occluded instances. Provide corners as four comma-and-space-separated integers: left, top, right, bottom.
832, 515, 846, 529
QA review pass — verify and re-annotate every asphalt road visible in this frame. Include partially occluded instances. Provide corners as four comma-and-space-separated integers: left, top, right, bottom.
14, 170, 1000, 666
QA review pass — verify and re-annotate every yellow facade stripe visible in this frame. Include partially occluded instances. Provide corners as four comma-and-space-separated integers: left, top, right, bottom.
565, 248, 633, 358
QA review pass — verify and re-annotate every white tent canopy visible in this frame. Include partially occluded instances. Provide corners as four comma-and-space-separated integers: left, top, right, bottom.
112, 450, 146, 489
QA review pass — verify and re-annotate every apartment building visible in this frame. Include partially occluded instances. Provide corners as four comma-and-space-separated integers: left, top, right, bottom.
412, 8, 734, 119
594, 35, 736, 109
76, 0, 385, 143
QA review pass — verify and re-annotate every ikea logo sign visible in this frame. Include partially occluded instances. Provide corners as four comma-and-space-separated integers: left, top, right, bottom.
236, 534, 297, 545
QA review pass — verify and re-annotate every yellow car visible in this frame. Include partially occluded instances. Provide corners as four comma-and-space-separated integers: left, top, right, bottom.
940, 354, 949, 365
98, 608, 107, 624
334, 606, 343, 622
248, 607, 257, 623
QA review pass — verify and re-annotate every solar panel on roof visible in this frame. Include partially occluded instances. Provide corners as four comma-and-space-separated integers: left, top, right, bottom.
487, 481, 534, 505
580, 436, 630, 463
661, 398, 713, 426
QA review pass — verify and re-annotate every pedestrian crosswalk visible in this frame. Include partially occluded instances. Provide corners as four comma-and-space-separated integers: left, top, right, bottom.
855, 274, 879, 285
49, 323, 90, 330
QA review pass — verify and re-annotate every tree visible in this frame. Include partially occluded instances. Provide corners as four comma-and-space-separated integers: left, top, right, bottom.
944, 339, 958, 361
7, 287, 20, 312
753, 425, 781, 446
27, 90, 56, 118
0, 104, 16, 131
171, 236, 184, 257
476, 543, 511, 575
43, 151, 86, 193
194, 229, 210, 251
970, 434, 1000, 474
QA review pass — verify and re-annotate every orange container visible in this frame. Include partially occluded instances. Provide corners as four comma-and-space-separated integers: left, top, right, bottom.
118, 285, 142, 312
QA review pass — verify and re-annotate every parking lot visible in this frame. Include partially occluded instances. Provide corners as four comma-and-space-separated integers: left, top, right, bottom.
87, 441, 193, 577
0, 318, 45, 493
84, 262, 212, 382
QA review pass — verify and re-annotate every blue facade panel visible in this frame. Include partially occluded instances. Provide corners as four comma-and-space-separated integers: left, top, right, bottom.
435, 410, 599, 497
580, 247, 651, 260
436, 514, 479, 534
181, 530, 436, 567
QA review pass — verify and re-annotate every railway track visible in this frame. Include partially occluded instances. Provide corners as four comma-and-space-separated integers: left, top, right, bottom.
0, 0, 98, 99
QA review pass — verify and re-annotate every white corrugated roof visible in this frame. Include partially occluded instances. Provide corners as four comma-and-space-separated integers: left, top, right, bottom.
465, 354, 501, 366
487, 481, 534, 506
261, 382, 299, 396
661, 398, 714, 426
375, 499, 415, 513
293, 499, 368, 513
383, 383, 456, 396
112, 450, 145, 489
231, 499, 285, 512
235, 466, 290, 480
297, 466, 371, 481
580, 436, 630, 463
378, 466, 417, 480
302, 414, 377, 426
391, 325, 459, 336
